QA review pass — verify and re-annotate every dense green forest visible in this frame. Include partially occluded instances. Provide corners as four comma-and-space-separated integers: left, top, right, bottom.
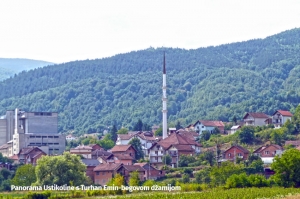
1, 28, 300, 135
0, 58, 54, 81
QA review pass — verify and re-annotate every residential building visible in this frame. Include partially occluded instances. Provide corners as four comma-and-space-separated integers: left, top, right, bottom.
66, 134, 78, 141
149, 132, 201, 167
193, 120, 225, 135
115, 131, 157, 156
222, 145, 249, 161
230, 125, 241, 135
81, 159, 100, 182
91, 149, 113, 160
253, 144, 283, 157
116, 165, 145, 183
185, 124, 195, 132
271, 110, 293, 128
93, 163, 122, 185
113, 154, 135, 165
17, 147, 47, 165
0, 142, 12, 157
243, 112, 269, 126
70, 145, 93, 158
285, 140, 300, 148
110, 144, 136, 160
134, 163, 165, 180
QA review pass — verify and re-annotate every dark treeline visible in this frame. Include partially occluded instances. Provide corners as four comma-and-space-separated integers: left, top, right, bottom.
1, 28, 300, 134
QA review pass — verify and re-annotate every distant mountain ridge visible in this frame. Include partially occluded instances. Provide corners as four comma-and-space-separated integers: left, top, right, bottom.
0, 58, 54, 81
0, 28, 300, 134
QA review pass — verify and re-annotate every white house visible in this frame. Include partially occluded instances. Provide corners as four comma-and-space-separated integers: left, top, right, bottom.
193, 120, 225, 135
243, 112, 269, 126
230, 125, 241, 135
271, 110, 293, 128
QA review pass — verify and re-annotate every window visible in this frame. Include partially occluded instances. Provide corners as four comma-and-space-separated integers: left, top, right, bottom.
96, 172, 99, 175
36, 136, 41, 138
155, 151, 158, 155
54, 136, 59, 138
202, 126, 204, 128
238, 153, 242, 156
102, 172, 104, 175
228, 153, 231, 157
265, 151, 269, 155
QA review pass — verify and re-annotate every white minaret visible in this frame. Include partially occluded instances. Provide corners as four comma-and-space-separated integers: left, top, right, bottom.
162, 52, 168, 139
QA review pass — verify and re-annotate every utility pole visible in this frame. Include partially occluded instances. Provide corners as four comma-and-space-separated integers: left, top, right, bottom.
216, 137, 219, 167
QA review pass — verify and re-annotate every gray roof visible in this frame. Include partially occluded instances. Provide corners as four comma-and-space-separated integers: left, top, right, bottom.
81, 159, 100, 166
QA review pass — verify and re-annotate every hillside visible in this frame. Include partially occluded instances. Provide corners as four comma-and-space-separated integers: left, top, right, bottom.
1, 28, 300, 134
0, 58, 54, 81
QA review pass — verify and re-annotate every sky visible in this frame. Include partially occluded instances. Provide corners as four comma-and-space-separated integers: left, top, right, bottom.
1, 0, 300, 64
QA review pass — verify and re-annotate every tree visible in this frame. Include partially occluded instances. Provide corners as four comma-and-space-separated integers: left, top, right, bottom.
11, 164, 36, 186
162, 154, 172, 165
154, 127, 162, 136
175, 121, 182, 130
271, 148, 300, 187
238, 126, 255, 144
284, 119, 296, 134
200, 130, 211, 142
210, 161, 244, 186
35, 152, 89, 186
129, 171, 140, 186
292, 104, 300, 132
178, 155, 196, 167
232, 116, 237, 125
117, 127, 128, 134
133, 119, 143, 131
110, 125, 118, 142
129, 138, 144, 161
98, 134, 115, 150
270, 127, 287, 145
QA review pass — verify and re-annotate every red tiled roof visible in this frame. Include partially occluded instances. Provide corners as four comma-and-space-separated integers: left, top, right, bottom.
18, 147, 44, 155
114, 154, 135, 160
224, 145, 250, 154
274, 110, 293, 117
118, 134, 134, 140
92, 149, 112, 157
285, 140, 300, 146
168, 144, 194, 151
122, 165, 145, 172
243, 112, 269, 119
110, 145, 135, 152
157, 133, 201, 150
199, 120, 225, 127
9, 154, 18, 160
93, 163, 122, 171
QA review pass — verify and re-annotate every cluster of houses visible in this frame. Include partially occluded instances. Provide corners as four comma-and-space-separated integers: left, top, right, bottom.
1, 109, 298, 185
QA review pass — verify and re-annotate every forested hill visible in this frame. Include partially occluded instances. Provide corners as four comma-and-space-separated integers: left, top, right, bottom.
0, 58, 54, 81
1, 28, 300, 134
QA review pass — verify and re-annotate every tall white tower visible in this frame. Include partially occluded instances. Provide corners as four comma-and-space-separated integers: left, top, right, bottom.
162, 52, 168, 139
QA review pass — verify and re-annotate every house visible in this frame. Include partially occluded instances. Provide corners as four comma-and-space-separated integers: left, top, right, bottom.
285, 140, 300, 148
81, 159, 100, 182
149, 132, 201, 167
0, 143, 13, 157
70, 145, 93, 158
17, 147, 47, 165
92, 149, 113, 160
253, 144, 283, 157
93, 163, 122, 185
110, 145, 136, 160
222, 145, 249, 161
113, 154, 135, 165
134, 163, 165, 180
116, 165, 145, 183
169, 128, 177, 134
193, 120, 225, 135
230, 125, 241, 135
116, 132, 157, 156
177, 129, 199, 141
271, 110, 293, 128
66, 134, 78, 141
243, 112, 269, 126
88, 144, 102, 151
185, 124, 195, 132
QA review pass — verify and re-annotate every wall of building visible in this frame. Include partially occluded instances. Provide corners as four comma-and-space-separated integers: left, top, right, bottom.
0, 119, 7, 146
94, 171, 113, 185
23, 112, 58, 134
